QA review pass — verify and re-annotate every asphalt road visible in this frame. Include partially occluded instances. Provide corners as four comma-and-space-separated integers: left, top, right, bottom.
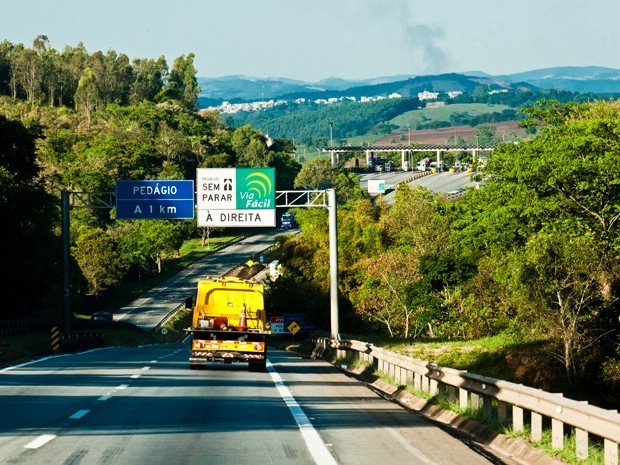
359, 169, 480, 205
0, 344, 501, 465
115, 228, 290, 330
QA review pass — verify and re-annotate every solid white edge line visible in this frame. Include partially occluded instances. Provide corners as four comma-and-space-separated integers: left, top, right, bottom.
266, 360, 338, 465
0, 347, 112, 374
24, 434, 56, 449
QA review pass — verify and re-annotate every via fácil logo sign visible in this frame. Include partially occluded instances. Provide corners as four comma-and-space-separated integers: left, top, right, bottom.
236, 168, 275, 209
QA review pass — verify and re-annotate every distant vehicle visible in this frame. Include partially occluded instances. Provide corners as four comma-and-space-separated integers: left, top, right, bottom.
91, 311, 113, 321
416, 160, 429, 171
453, 162, 470, 172
281, 212, 296, 229
375, 164, 384, 172
430, 161, 448, 172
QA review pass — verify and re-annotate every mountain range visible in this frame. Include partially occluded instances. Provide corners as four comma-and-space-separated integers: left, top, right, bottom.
197, 66, 620, 108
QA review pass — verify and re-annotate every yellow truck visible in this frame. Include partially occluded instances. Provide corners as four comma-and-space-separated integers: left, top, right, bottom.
186, 276, 270, 372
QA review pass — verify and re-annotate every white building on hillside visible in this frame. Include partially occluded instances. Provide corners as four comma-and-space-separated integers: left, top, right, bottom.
418, 90, 439, 100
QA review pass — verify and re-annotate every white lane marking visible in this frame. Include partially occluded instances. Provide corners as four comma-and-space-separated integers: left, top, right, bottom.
69, 410, 89, 420
98, 394, 112, 401
116, 384, 129, 390
130, 374, 141, 379
150, 360, 157, 363
0, 347, 112, 374
141, 366, 150, 370
267, 360, 337, 465
24, 434, 56, 449
182, 334, 192, 344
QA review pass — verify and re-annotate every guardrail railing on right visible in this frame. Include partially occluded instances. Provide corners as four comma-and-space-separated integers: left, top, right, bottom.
312, 338, 620, 465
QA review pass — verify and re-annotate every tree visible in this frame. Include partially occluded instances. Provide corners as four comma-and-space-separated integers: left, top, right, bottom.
74, 67, 99, 126
231, 125, 272, 167
353, 250, 423, 338
516, 232, 605, 383
167, 53, 199, 108
294, 158, 335, 189
0, 115, 59, 315
130, 56, 167, 104
114, 220, 183, 274
452, 99, 620, 381
10, 47, 42, 103
383, 184, 450, 257
72, 228, 124, 295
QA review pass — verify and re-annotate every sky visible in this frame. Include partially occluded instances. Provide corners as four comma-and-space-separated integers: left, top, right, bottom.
2, 0, 619, 83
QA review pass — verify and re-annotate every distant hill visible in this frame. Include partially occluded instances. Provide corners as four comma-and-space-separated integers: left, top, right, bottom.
197, 66, 620, 106
499, 66, 620, 95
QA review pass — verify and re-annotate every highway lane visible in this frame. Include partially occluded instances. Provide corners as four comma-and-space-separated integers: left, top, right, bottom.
0, 344, 503, 465
115, 228, 290, 330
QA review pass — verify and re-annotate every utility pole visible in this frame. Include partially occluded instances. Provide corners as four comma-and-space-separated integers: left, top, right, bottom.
329, 122, 333, 147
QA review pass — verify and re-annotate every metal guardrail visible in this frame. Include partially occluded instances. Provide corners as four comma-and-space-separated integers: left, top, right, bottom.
0, 317, 60, 337
313, 338, 620, 465
152, 302, 186, 334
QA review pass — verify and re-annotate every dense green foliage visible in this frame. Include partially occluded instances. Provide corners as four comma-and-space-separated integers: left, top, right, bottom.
227, 87, 596, 150
275, 100, 620, 403
228, 97, 421, 147
0, 36, 198, 109
0, 37, 301, 318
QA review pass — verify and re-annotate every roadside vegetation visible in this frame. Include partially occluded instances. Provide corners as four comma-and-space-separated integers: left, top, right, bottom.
272, 99, 620, 410
1, 35, 619, 420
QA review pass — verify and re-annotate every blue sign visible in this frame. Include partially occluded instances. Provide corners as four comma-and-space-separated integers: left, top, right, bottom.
116, 180, 195, 219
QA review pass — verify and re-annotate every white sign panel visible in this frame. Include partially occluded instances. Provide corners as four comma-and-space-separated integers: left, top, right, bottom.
368, 179, 386, 194
196, 168, 276, 227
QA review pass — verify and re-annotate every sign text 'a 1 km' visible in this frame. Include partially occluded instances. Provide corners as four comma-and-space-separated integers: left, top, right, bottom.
196, 168, 276, 227
116, 180, 195, 220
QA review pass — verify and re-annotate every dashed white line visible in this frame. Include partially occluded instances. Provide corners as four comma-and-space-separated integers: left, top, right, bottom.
130, 374, 141, 379
116, 384, 129, 390
24, 434, 56, 449
267, 360, 338, 465
98, 394, 112, 401
69, 410, 89, 420
141, 366, 150, 370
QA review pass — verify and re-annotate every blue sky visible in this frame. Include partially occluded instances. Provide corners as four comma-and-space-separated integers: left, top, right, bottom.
2, 0, 618, 82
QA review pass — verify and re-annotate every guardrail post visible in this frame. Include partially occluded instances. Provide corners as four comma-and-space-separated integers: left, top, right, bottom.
552, 394, 564, 450
459, 388, 468, 410
531, 412, 543, 442
405, 369, 413, 386
497, 401, 507, 423
604, 439, 618, 465
448, 385, 457, 402
429, 378, 438, 396
421, 375, 429, 393
552, 417, 564, 450
512, 405, 524, 432
470, 392, 480, 411
482, 395, 493, 420
414, 372, 422, 391
575, 428, 588, 460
